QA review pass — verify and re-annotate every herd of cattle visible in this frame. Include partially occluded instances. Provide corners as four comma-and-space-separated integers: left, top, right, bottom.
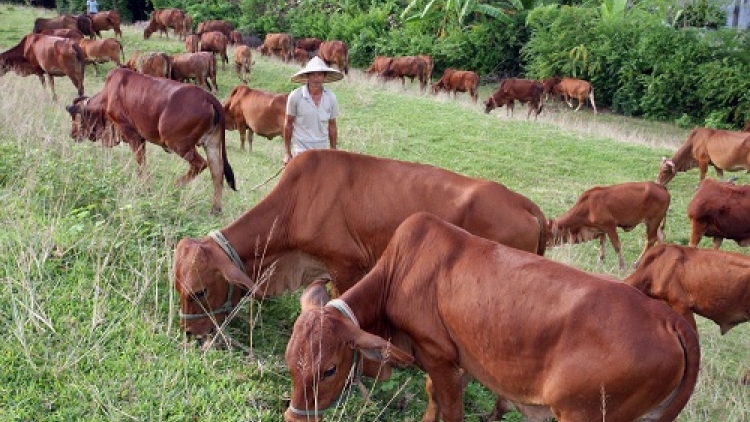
2, 8, 748, 422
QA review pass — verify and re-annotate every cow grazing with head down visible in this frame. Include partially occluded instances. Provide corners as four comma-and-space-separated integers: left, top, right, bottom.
284, 212, 700, 422
292, 47, 309, 66
222, 85, 288, 151
78, 38, 124, 76
32, 14, 78, 34
228, 30, 243, 46
431, 68, 479, 103
685, 177, 750, 249
317, 40, 349, 75
657, 127, 750, 185
185, 34, 200, 53
144, 8, 187, 40
624, 243, 750, 336
65, 68, 235, 214
170, 52, 217, 93
544, 76, 598, 114
126, 51, 171, 78
233, 45, 253, 84
295, 37, 321, 55
259, 33, 294, 62
200, 31, 229, 70
0, 34, 85, 101
380, 56, 429, 91
196, 20, 233, 38
549, 181, 670, 269
484, 78, 544, 120
90, 10, 122, 38
172, 150, 547, 342
365, 55, 391, 76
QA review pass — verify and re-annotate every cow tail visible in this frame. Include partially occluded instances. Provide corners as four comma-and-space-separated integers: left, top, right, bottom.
117, 40, 125, 62
655, 318, 700, 422
214, 102, 236, 191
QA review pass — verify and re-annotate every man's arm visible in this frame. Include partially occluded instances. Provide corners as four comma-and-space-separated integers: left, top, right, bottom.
283, 114, 295, 164
328, 118, 337, 150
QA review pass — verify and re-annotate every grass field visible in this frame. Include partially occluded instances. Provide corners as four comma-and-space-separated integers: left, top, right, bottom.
0, 4, 747, 421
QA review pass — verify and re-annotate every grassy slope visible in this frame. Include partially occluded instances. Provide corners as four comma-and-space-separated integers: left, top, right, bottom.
0, 4, 747, 421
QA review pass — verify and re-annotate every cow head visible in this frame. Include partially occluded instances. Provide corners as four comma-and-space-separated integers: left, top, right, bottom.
172, 237, 253, 343
430, 81, 443, 94
484, 96, 498, 114
66, 95, 115, 145
143, 23, 156, 39
284, 282, 413, 422
657, 157, 676, 185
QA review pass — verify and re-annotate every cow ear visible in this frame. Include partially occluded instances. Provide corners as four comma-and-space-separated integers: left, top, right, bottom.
300, 280, 331, 311
219, 264, 255, 291
349, 330, 414, 367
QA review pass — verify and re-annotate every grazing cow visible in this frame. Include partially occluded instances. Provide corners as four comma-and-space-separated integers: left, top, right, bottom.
228, 30, 243, 46
196, 20, 233, 38
685, 177, 750, 249
32, 15, 77, 33
90, 10, 122, 38
0, 34, 85, 101
292, 47, 309, 66
657, 127, 750, 185
317, 40, 349, 75
126, 51, 171, 78
365, 55, 391, 76
417, 54, 433, 82
172, 150, 547, 340
222, 85, 286, 151
284, 212, 700, 422
548, 181, 670, 269
544, 76, 598, 114
484, 78, 544, 119
431, 68, 479, 102
144, 8, 186, 40
65, 67, 235, 214
78, 38, 124, 76
259, 33, 294, 62
200, 31, 229, 70
624, 243, 750, 335
380, 56, 429, 91
185, 34, 199, 53
41, 28, 85, 41
233, 45, 253, 84
170, 52, 217, 93
295, 37, 321, 55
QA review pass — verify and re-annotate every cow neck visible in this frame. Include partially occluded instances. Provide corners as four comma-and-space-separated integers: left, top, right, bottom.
670, 140, 695, 171
336, 265, 390, 330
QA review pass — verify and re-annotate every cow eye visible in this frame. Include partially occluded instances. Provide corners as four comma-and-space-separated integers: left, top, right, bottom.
322, 365, 336, 379
191, 289, 207, 300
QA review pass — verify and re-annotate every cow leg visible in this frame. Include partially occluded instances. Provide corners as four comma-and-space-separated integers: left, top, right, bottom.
43, 74, 58, 101
712, 237, 724, 249
422, 376, 440, 422
574, 96, 583, 111
689, 220, 706, 247
421, 366, 466, 422
564, 94, 573, 108
634, 224, 660, 268
176, 146, 208, 187
698, 159, 710, 181
202, 138, 225, 215
604, 228, 626, 269
125, 138, 148, 177
597, 233, 607, 263
238, 125, 248, 151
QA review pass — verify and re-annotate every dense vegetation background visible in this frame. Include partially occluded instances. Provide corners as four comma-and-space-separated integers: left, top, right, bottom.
12, 0, 750, 128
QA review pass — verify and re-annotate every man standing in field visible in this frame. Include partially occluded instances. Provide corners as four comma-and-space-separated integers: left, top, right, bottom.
283, 56, 343, 164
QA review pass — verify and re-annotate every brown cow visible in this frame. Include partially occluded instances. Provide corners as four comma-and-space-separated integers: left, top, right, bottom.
484, 78, 544, 119
624, 243, 750, 335
544, 76, 598, 114
228, 30, 243, 46
185, 34, 200, 53
183, 14, 193, 35
41, 28, 84, 41
90, 10, 122, 38
200, 31, 229, 70
284, 212, 700, 422
78, 38, 124, 76
144, 8, 186, 40
381, 56, 429, 91
295, 37, 321, 55
317, 40, 349, 75
126, 51, 171, 78
686, 177, 750, 249
172, 150, 547, 340
170, 52, 217, 93
259, 33, 293, 62
65, 67, 236, 214
0, 34, 85, 101
365, 55, 391, 76
548, 181, 670, 269
222, 85, 286, 151
233, 45, 253, 84
657, 127, 750, 185
196, 20, 233, 38
431, 68, 479, 102
74, 14, 96, 39
32, 15, 77, 34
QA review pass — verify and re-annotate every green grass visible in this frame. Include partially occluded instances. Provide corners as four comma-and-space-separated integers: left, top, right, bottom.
0, 4, 747, 421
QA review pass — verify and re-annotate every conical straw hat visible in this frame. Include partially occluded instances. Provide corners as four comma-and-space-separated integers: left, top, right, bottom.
290, 56, 344, 83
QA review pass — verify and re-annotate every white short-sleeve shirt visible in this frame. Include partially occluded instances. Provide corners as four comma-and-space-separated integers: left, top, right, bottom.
286, 84, 340, 156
